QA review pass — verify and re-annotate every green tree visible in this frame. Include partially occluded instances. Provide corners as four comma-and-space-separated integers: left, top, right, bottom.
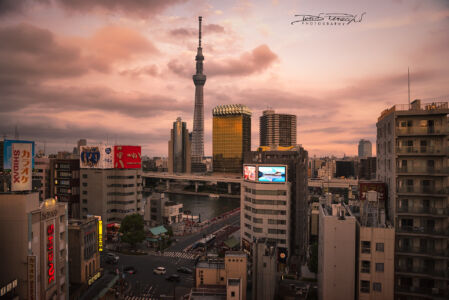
119, 214, 145, 248
308, 241, 318, 274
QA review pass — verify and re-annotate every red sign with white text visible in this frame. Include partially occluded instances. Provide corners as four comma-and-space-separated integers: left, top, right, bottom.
114, 145, 141, 169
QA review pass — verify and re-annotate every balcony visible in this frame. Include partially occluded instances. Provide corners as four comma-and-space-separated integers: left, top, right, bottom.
396, 266, 449, 278
397, 126, 448, 136
396, 146, 446, 156
396, 286, 449, 299
396, 246, 449, 257
397, 186, 448, 196
396, 166, 448, 176
396, 226, 449, 237
396, 206, 448, 217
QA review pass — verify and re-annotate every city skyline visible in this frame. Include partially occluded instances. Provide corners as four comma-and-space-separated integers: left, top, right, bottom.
0, 0, 448, 157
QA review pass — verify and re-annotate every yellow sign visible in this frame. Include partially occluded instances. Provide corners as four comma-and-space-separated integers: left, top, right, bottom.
88, 271, 101, 286
98, 219, 103, 252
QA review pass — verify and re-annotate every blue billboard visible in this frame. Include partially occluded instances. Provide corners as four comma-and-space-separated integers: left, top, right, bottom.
258, 166, 286, 183
3, 140, 35, 169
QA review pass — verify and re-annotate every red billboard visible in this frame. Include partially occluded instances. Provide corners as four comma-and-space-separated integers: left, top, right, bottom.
114, 145, 141, 169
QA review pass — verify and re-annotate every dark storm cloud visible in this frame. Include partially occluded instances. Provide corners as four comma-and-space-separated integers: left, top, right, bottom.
0, 0, 186, 18
168, 44, 278, 78
0, 23, 88, 79
0, 81, 191, 117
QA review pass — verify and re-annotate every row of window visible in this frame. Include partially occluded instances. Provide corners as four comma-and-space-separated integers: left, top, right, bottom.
244, 205, 286, 215
106, 192, 135, 196
361, 241, 384, 253
360, 280, 382, 293
107, 184, 135, 188
361, 261, 384, 273
244, 223, 286, 235
107, 209, 135, 214
244, 187, 287, 196
243, 232, 286, 244
107, 200, 135, 205
244, 196, 286, 206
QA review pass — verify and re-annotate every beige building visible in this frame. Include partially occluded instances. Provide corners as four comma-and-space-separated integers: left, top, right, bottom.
80, 168, 143, 227
377, 100, 448, 299
68, 217, 101, 297
358, 226, 395, 300
144, 192, 183, 226
318, 203, 356, 300
0, 193, 68, 300
241, 175, 291, 256
195, 252, 247, 300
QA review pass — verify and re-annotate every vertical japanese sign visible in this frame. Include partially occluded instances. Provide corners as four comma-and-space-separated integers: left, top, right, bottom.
27, 256, 36, 300
98, 219, 103, 252
47, 223, 56, 287
11, 143, 32, 191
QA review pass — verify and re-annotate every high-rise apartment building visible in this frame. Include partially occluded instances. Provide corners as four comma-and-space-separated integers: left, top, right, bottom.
260, 110, 297, 147
213, 104, 251, 174
377, 99, 448, 299
359, 139, 373, 159
243, 145, 308, 267
0, 194, 68, 300
168, 117, 191, 174
50, 158, 80, 218
318, 203, 356, 300
191, 16, 206, 173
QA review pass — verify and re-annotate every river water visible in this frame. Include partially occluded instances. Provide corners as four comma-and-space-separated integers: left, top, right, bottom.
143, 193, 240, 222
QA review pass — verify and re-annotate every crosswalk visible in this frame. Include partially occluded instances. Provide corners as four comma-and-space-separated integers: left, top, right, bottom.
123, 296, 154, 300
159, 251, 199, 260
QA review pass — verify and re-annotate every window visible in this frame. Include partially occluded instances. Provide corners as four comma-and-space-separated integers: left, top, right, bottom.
376, 243, 384, 252
268, 229, 286, 234
82, 174, 88, 178
361, 280, 370, 293
361, 261, 370, 273
361, 241, 371, 254
244, 232, 251, 239
253, 218, 263, 224
375, 263, 384, 272
82, 199, 87, 204
268, 219, 286, 225
373, 282, 382, 292
244, 223, 252, 230
82, 182, 88, 187
253, 227, 263, 233
82, 191, 87, 195
244, 214, 251, 221
220, 277, 224, 281
231, 291, 235, 297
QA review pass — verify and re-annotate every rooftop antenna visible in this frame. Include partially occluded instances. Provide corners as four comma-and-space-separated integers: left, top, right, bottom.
408, 67, 410, 105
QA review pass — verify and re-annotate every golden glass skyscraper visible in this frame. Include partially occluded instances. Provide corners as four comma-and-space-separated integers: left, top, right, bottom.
212, 104, 251, 174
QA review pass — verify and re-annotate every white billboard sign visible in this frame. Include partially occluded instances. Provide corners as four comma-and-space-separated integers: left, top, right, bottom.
11, 143, 32, 191
80, 145, 114, 169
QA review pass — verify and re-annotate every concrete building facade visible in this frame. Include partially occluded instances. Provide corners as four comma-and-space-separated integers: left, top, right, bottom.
33, 157, 51, 201
377, 100, 448, 299
244, 146, 308, 267
260, 110, 297, 148
0, 194, 68, 300
80, 168, 143, 225
318, 203, 356, 300
68, 217, 101, 295
359, 139, 373, 159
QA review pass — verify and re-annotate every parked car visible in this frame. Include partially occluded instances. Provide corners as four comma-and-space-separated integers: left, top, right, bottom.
166, 274, 181, 282
153, 267, 166, 275
124, 266, 137, 274
177, 267, 193, 274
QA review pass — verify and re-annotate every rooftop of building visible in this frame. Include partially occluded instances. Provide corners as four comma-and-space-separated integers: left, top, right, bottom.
212, 104, 251, 116
378, 99, 449, 121
227, 278, 241, 286
189, 287, 226, 300
225, 251, 246, 258
164, 201, 181, 207
196, 260, 225, 269
68, 216, 97, 227
320, 202, 354, 219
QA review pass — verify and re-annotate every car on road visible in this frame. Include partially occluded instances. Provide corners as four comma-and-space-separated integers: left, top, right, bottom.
177, 267, 193, 274
123, 266, 137, 274
153, 266, 166, 275
166, 274, 181, 282
105, 253, 119, 264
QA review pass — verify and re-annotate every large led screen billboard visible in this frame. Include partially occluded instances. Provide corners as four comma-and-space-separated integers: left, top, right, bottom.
258, 166, 286, 183
80, 145, 114, 169
3, 140, 35, 169
114, 145, 141, 169
243, 165, 256, 181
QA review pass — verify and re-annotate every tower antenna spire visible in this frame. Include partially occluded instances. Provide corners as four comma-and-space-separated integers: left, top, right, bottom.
198, 16, 202, 47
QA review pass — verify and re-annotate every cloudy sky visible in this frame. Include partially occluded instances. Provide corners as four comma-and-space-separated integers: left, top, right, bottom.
0, 0, 448, 157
